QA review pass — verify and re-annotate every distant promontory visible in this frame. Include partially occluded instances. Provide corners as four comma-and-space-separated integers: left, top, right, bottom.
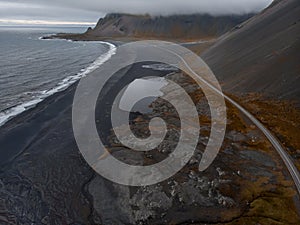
43, 13, 253, 41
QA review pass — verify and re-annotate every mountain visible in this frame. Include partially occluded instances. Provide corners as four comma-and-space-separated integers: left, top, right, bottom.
81, 13, 253, 40
202, 0, 300, 101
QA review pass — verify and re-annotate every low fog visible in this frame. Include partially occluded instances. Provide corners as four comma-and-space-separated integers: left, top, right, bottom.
0, 0, 273, 24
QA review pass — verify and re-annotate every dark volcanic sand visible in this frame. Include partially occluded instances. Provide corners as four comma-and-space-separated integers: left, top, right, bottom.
0, 60, 299, 224
0, 62, 171, 224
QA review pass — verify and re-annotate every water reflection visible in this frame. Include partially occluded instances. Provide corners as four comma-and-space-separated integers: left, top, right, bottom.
119, 77, 168, 113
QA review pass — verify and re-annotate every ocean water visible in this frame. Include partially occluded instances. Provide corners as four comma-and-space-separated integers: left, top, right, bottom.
0, 26, 116, 126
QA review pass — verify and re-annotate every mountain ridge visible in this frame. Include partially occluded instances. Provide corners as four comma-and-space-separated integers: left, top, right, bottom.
85, 13, 254, 39
44, 13, 253, 41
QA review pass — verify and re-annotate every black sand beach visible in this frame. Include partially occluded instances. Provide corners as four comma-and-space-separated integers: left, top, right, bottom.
1, 57, 299, 224
0, 61, 173, 224
1, 0, 300, 224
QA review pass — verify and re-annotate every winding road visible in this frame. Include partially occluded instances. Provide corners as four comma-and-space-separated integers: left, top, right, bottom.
168, 46, 300, 195
224, 97, 300, 195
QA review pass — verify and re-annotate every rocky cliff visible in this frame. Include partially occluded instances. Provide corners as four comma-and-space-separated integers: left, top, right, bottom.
84, 13, 253, 40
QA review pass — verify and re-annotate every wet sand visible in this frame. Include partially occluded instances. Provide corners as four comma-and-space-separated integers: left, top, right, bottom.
0, 62, 171, 224
0, 55, 299, 224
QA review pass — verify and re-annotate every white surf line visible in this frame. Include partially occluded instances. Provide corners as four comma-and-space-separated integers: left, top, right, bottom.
165, 47, 300, 195
0, 42, 116, 127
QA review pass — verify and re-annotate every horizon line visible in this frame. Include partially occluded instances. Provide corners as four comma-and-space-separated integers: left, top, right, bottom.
0, 19, 97, 26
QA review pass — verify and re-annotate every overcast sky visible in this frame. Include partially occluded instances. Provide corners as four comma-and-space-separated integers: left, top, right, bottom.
0, 0, 273, 26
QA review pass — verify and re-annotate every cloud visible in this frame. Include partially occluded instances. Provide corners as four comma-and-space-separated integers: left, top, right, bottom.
0, 0, 273, 25
0, 1, 102, 22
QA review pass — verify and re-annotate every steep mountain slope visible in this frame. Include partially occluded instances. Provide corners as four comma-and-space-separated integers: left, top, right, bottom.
84, 13, 253, 39
202, 0, 300, 101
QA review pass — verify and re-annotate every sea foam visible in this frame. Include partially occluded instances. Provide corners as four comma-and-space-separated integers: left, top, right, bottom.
0, 41, 117, 127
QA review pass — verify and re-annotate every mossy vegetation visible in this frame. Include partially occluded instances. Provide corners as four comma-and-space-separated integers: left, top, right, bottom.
180, 71, 300, 224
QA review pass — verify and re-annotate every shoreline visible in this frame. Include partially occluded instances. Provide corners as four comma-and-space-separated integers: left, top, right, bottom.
0, 60, 172, 166
0, 80, 78, 166
1, 36, 300, 223
0, 39, 117, 128
0, 61, 177, 223
41, 31, 218, 44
